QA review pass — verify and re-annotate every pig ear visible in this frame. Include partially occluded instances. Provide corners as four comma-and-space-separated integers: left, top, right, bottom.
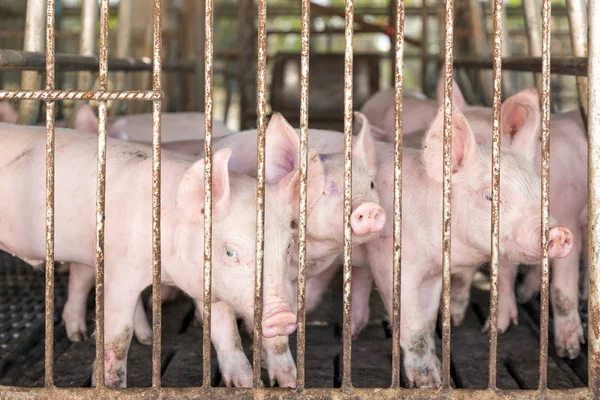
177, 148, 232, 220
500, 88, 540, 161
0, 102, 18, 123
273, 149, 325, 217
265, 112, 300, 183
436, 73, 466, 110
352, 112, 378, 173
74, 104, 99, 134
423, 105, 479, 181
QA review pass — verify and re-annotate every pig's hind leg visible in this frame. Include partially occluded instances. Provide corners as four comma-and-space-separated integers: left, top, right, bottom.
62, 262, 95, 342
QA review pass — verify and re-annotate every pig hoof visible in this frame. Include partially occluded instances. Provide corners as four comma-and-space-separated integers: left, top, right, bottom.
135, 332, 153, 346
554, 315, 584, 360
351, 311, 369, 339
267, 354, 297, 388
64, 320, 88, 342
451, 303, 468, 327
218, 352, 253, 387
405, 352, 442, 389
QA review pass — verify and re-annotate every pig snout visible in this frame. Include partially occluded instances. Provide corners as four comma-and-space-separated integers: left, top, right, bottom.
548, 226, 573, 259
350, 202, 386, 236
262, 300, 297, 338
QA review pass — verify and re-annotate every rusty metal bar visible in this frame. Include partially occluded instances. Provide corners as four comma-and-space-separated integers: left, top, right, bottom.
0, 90, 161, 101
19, 0, 46, 125
390, 0, 405, 389
565, 0, 589, 118
440, 0, 454, 389
341, 0, 354, 390
488, 0, 503, 388
202, 0, 214, 389
522, 0, 544, 97
420, 0, 429, 94
77, 0, 98, 91
94, 0, 110, 388
0, 50, 198, 72
151, 0, 163, 390
588, 0, 600, 394
111, 0, 134, 116
296, 0, 310, 391
0, 386, 595, 398
453, 56, 587, 76
538, 0, 551, 389
253, 0, 267, 388
44, 0, 56, 388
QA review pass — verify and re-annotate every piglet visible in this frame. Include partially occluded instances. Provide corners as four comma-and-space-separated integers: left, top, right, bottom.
0, 123, 301, 388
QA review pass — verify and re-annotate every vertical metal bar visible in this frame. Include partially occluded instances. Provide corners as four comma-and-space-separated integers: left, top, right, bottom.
202, 0, 214, 389
538, 0, 551, 389
296, 0, 310, 391
420, 0, 429, 94
488, 0, 503, 389
94, 0, 110, 388
588, 0, 600, 394
523, 0, 544, 101
441, 0, 454, 389
77, 0, 98, 92
565, 0, 589, 118
111, 0, 134, 116
151, 0, 163, 390
390, 0, 405, 390
253, 0, 267, 388
44, 0, 56, 388
19, 0, 46, 125
341, 0, 354, 390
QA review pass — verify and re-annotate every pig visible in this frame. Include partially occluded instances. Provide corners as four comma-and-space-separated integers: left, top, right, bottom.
287, 105, 574, 387
359, 88, 441, 139
0, 122, 303, 388
75, 103, 234, 144
0, 102, 18, 124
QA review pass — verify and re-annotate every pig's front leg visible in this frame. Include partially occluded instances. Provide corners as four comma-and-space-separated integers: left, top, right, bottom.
132, 296, 152, 345
208, 301, 253, 387
551, 225, 584, 359
367, 237, 441, 388
482, 261, 518, 333
351, 266, 373, 339
517, 264, 541, 303
450, 268, 475, 327
91, 278, 140, 388
62, 262, 95, 342
305, 264, 339, 313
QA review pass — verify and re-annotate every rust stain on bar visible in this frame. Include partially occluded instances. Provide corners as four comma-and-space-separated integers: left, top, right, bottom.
390, 0, 405, 390
441, 0, 455, 389
588, 0, 600, 394
253, 0, 268, 388
151, 0, 163, 389
44, 0, 56, 388
296, 0, 311, 391
202, 0, 214, 389
0, 90, 161, 101
488, 0, 503, 389
341, 0, 354, 390
94, 0, 110, 388
538, 0, 551, 390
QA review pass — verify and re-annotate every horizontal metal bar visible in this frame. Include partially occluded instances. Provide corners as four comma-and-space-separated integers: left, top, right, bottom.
0, 386, 594, 399
0, 50, 197, 72
0, 90, 161, 101
454, 56, 587, 76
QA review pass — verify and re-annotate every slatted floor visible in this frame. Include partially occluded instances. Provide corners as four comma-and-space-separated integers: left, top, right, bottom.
0, 253, 588, 389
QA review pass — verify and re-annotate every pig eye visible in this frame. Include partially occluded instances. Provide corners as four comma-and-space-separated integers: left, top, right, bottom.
225, 247, 238, 260
370, 181, 375, 189
483, 193, 493, 201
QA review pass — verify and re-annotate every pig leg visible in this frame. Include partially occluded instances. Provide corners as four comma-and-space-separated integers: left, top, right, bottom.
132, 296, 152, 345
62, 262, 95, 342
305, 265, 340, 313
421, 275, 442, 333
91, 279, 140, 388
450, 268, 476, 327
551, 226, 584, 359
368, 238, 441, 388
208, 301, 253, 387
351, 266, 373, 339
145, 284, 178, 310
482, 262, 518, 333
241, 308, 296, 388
517, 264, 541, 303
